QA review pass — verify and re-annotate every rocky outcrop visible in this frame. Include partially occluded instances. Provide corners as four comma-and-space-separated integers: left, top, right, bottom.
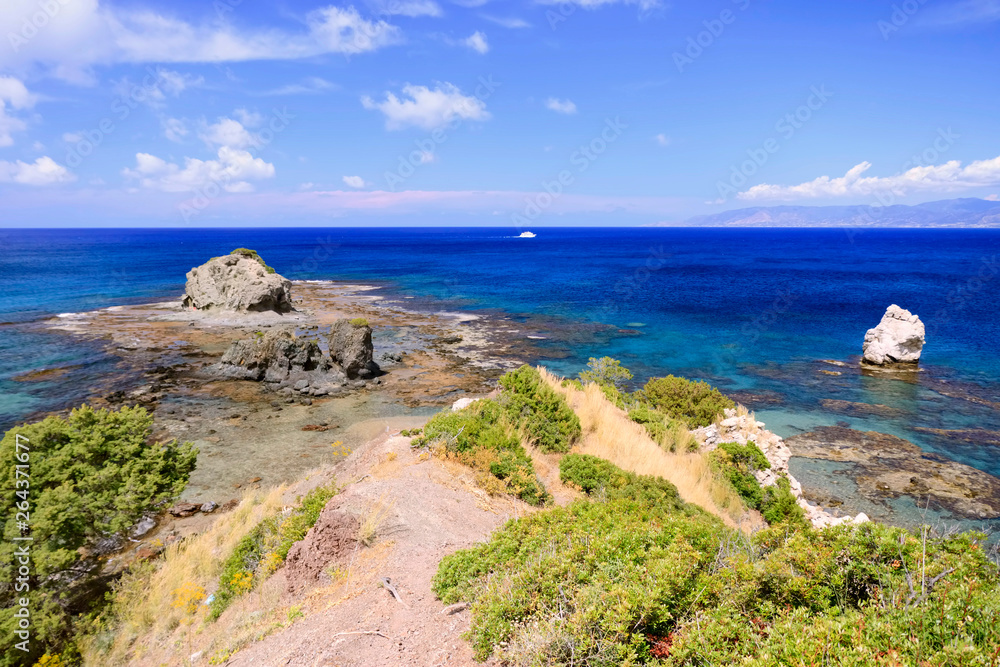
182, 252, 293, 313
694, 409, 869, 529
862, 305, 925, 366
215, 330, 346, 396
329, 319, 379, 379
785, 426, 1000, 520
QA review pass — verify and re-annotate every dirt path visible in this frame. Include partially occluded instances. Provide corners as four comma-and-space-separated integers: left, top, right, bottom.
219, 431, 526, 667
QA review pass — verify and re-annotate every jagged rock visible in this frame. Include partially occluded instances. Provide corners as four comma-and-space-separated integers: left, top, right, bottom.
451, 397, 480, 411
168, 503, 200, 518
182, 252, 293, 313
200, 501, 218, 513
862, 305, 925, 365
216, 330, 331, 382
328, 319, 379, 379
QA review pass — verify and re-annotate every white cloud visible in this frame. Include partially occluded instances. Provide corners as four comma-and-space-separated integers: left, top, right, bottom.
199, 115, 260, 149
481, 15, 531, 28
370, 0, 443, 16
0, 156, 75, 185
342, 175, 366, 188
545, 97, 577, 114
985, 193, 1000, 201
655, 133, 671, 147
738, 156, 1000, 201
261, 77, 337, 96
112, 68, 202, 109
122, 146, 275, 193
917, 0, 1000, 27
63, 132, 83, 143
362, 83, 490, 130
0, 2, 402, 80
163, 118, 188, 142
417, 150, 435, 163
0, 76, 37, 147
462, 30, 489, 53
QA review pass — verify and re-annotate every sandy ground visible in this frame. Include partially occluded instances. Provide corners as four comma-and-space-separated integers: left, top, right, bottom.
217, 432, 529, 667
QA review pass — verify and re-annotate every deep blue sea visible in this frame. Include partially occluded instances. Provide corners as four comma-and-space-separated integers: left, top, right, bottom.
2, 227, 999, 524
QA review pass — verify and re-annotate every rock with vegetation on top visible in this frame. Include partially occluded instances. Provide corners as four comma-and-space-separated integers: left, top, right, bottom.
862, 304, 925, 365
328, 318, 379, 379
216, 330, 331, 384
182, 249, 293, 313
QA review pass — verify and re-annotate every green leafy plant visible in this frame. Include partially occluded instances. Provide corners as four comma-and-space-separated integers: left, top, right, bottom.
710, 441, 770, 509
499, 365, 581, 454
209, 483, 337, 620
637, 375, 735, 428
0, 406, 197, 667
578, 356, 634, 390
349, 317, 369, 328
230, 248, 276, 274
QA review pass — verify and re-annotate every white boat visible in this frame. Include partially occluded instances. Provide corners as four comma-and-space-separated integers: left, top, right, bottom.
518, 231, 536, 238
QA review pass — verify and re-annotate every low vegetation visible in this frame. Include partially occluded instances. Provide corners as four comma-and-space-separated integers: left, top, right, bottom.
637, 375, 735, 428
434, 456, 1000, 666
349, 317, 369, 328
209, 482, 337, 619
230, 248, 276, 274
578, 355, 633, 389
709, 441, 806, 527
0, 406, 197, 667
413, 366, 582, 505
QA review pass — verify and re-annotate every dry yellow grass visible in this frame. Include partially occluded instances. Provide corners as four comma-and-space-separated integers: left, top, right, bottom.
79, 485, 293, 666
540, 367, 757, 529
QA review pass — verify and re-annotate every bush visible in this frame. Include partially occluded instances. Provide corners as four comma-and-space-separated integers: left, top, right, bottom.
761, 475, 807, 527
0, 406, 197, 666
578, 356, 633, 390
230, 248, 276, 274
349, 317, 369, 328
435, 456, 1000, 666
416, 400, 548, 505
637, 375, 734, 428
499, 365, 581, 453
710, 441, 769, 510
209, 483, 337, 620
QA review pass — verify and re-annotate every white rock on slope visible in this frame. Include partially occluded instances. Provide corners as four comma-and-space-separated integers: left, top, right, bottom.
862, 304, 925, 365
693, 408, 868, 529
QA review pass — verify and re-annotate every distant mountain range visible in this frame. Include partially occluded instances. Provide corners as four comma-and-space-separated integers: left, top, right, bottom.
677, 198, 1000, 228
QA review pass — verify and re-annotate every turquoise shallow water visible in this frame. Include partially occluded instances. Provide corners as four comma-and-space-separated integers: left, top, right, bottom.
1, 227, 999, 529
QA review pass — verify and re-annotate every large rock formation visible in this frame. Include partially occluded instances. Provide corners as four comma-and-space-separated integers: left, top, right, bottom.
328, 319, 379, 379
182, 251, 293, 313
862, 305, 925, 366
215, 330, 349, 397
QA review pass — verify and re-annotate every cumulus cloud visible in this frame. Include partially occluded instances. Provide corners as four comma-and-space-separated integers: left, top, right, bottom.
738, 156, 1000, 201
122, 146, 275, 193
0, 156, 75, 185
362, 83, 489, 130
342, 175, 366, 188
545, 97, 577, 114
0, 76, 38, 147
0, 1, 402, 81
462, 31, 489, 53
198, 114, 266, 149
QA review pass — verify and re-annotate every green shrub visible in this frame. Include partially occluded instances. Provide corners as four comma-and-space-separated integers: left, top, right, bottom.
230, 248, 276, 274
637, 375, 735, 428
761, 475, 807, 527
710, 441, 769, 510
349, 317, 369, 328
578, 356, 634, 390
209, 482, 337, 620
499, 365, 581, 454
435, 457, 1000, 667
0, 406, 197, 666
417, 399, 548, 505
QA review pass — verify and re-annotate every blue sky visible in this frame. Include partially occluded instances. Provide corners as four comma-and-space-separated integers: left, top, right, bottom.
0, 0, 999, 226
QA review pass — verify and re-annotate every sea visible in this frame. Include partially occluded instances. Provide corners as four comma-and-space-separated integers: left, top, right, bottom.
2, 227, 999, 532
